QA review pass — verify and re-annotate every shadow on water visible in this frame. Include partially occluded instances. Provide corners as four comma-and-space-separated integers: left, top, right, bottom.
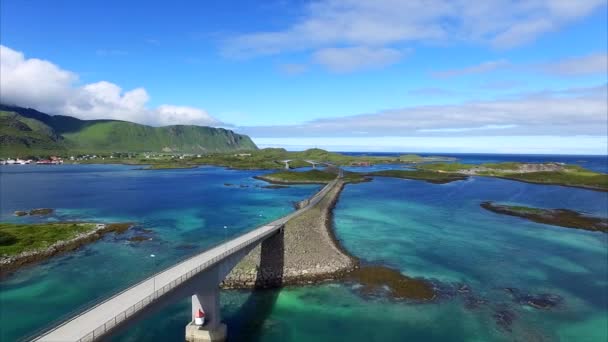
228, 229, 285, 341
227, 230, 285, 341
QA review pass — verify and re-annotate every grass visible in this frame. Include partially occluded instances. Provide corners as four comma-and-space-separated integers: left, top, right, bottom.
417, 163, 475, 172
368, 170, 468, 184
0, 222, 97, 256
497, 171, 608, 190
257, 169, 339, 183
0, 105, 257, 157
256, 169, 368, 184
137, 148, 454, 171
417, 161, 608, 191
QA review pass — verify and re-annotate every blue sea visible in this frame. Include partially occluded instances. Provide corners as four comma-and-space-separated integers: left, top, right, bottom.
0, 154, 606, 341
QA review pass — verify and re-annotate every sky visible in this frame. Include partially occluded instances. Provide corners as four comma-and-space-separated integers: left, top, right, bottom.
0, 0, 607, 154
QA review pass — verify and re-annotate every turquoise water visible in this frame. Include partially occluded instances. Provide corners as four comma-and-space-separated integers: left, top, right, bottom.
0, 165, 320, 341
1, 163, 607, 341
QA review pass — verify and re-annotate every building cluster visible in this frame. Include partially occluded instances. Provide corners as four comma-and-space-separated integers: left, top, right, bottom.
1, 156, 64, 165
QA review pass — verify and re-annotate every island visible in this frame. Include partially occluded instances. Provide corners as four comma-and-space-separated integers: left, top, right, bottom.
254, 169, 369, 184
255, 168, 468, 185
368, 169, 468, 184
60, 148, 455, 171
0, 222, 133, 275
417, 162, 608, 191
481, 202, 608, 232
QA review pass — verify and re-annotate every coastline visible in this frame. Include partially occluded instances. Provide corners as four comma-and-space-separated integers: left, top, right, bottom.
0, 223, 132, 277
486, 175, 608, 192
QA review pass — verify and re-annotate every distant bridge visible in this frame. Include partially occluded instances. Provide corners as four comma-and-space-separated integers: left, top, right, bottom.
32, 176, 340, 342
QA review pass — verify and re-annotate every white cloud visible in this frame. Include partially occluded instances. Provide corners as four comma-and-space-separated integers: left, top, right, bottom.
432, 53, 608, 78
253, 135, 607, 155
239, 84, 608, 137
540, 52, 608, 76
313, 46, 405, 72
155, 105, 219, 127
224, 0, 606, 71
433, 60, 510, 78
0, 45, 222, 127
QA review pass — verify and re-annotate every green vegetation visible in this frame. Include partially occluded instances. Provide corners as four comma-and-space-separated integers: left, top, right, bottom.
256, 169, 336, 184
0, 222, 97, 256
398, 154, 455, 163
0, 104, 256, 156
138, 148, 454, 171
417, 161, 608, 191
481, 202, 608, 232
417, 162, 475, 172
368, 170, 468, 184
497, 171, 608, 191
0, 111, 67, 155
255, 169, 368, 184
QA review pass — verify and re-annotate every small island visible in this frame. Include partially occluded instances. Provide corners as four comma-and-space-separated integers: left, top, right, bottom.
0, 222, 133, 275
368, 169, 468, 184
481, 202, 608, 232
255, 169, 369, 184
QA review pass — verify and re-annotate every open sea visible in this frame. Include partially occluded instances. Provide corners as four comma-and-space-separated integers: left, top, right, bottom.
0, 153, 606, 341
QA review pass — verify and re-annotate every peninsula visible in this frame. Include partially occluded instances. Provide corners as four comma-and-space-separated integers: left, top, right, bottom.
0, 222, 133, 275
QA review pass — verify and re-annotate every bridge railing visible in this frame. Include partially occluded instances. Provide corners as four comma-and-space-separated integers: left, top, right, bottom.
30, 176, 341, 341
77, 224, 283, 342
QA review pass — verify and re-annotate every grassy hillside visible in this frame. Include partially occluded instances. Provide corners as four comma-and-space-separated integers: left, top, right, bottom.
0, 111, 67, 155
0, 104, 257, 156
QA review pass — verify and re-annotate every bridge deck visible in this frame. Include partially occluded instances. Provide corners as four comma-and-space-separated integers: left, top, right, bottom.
33, 178, 338, 342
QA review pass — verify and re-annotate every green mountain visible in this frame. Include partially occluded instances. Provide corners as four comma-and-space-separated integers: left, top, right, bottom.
0, 105, 257, 156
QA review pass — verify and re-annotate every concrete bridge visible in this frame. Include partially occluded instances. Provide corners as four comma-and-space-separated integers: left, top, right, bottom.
32, 177, 340, 342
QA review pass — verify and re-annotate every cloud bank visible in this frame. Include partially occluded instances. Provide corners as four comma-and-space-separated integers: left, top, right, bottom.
224, 0, 606, 71
432, 53, 608, 78
240, 84, 608, 137
0, 45, 222, 127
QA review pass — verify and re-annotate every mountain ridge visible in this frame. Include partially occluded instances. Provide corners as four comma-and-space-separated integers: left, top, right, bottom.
0, 104, 257, 156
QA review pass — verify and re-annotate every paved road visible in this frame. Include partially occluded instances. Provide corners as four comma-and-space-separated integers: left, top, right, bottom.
34, 178, 339, 342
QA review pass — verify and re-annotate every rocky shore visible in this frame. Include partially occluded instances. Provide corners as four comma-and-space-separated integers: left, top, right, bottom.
0, 223, 132, 276
221, 180, 358, 288
481, 202, 608, 232
221, 179, 436, 300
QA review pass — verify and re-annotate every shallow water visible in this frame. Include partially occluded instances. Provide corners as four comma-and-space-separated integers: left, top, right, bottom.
1, 161, 607, 341
0, 165, 319, 341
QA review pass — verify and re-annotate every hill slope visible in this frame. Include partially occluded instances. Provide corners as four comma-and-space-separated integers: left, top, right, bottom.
0, 111, 67, 155
0, 105, 257, 156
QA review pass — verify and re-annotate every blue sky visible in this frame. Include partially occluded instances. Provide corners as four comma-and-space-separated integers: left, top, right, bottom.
1, 0, 607, 154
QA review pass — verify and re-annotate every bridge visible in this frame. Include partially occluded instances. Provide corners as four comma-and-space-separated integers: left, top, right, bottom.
32, 175, 341, 342
279, 159, 291, 169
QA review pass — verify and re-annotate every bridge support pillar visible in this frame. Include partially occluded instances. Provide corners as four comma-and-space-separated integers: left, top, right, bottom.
186, 286, 227, 342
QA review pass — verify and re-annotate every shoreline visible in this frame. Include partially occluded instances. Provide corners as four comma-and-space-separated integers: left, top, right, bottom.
221, 179, 358, 288
485, 175, 608, 192
0, 223, 132, 277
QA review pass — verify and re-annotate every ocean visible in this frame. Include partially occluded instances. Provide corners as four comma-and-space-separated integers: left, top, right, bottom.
0, 154, 606, 341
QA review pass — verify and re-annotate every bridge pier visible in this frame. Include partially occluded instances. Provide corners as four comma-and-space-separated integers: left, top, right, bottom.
186, 286, 227, 342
